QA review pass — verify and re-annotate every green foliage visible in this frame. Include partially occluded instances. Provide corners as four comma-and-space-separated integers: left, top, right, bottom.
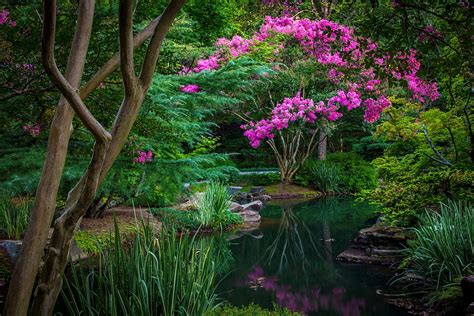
0, 192, 30, 239
296, 152, 376, 193
233, 171, 281, 187
304, 161, 343, 193
73, 231, 111, 255
61, 223, 224, 315
396, 201, 473, 308
365, 158, 473, 225
196, 182, 241, 229
149, 208, 200, 232
205, 303, 301, 316
156, 231, 222, 315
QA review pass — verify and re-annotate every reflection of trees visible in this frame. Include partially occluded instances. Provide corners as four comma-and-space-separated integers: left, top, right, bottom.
263, 205, 325, 274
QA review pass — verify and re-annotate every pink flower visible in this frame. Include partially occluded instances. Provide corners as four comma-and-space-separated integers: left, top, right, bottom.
180, 84, 200, 93
22, 123, 40, 137
0, 9, 16, 27
133, 150, 153, 164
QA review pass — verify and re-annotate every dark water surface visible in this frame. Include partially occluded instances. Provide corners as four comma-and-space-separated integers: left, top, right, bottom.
217, 197, 407, 315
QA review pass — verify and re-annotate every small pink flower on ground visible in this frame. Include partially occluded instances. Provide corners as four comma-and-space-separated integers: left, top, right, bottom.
180, 84, 200, 93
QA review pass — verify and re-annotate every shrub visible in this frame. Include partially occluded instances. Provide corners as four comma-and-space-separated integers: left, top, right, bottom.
306, 161, 343, 193
149, 207, 200, 231
296, 152, 376, 193
232, 171, 281, 187
0, 192, 31, 239
196, 182, 241, 229
364, 169, 474, 225
61, 224, 223, 315
396, 201, 473, 308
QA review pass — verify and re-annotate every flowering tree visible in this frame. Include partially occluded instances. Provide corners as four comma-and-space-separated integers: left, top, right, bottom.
182, 16, 439, 183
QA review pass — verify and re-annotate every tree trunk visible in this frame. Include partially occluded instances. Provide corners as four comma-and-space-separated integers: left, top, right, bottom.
4, 0, 186, 315
3, 1, 95, 314
318, 130, 327, 160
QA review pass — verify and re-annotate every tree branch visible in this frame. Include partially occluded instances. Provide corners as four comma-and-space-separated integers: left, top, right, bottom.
119, 0, 136, 96
42, 0, 110, 143
79, 14, 163, 99
421, 125, 453, 167
139, 0, 187, 90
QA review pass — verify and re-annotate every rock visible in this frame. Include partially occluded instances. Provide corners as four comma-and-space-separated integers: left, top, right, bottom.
336, 246, 402, 266
241, 200, 263, 212
229, 202, 244, 213
237, 210, 261, 223
256, 195, 271, 202
354, 225, 412, 247
226, 186, 243, 196
0, 240, 22, 276
250, 186, 265, 196
461, 275, 474, 304
175, 192, 204, 211
466, 302, 474, 315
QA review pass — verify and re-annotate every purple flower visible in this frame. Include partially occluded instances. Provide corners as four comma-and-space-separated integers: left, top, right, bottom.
180, 84, 200, 93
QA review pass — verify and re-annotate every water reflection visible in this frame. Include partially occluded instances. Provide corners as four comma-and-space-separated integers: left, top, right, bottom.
218, 197, 406, 316
263, 205, 325, 274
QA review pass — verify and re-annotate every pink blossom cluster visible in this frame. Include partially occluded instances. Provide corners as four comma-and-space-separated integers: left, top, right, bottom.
133, 150, 153, 164
0, 9, 16, 27
22, 123, 40, 137
241, 94, 342, 148
245, 265, 366, 315
181, 16, 439, 147
180, 84, 200, 93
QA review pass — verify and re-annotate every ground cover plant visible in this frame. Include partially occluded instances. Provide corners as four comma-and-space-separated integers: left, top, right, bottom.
396, 201, 473, 310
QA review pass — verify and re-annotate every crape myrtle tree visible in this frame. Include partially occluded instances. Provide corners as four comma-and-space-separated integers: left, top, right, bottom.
182, 16, 439, 184
4, 0, 186, 315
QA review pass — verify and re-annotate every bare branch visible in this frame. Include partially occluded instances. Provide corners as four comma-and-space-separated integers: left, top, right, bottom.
42, 0, 110, 143
119, 0, 137, 96
139, 0, 187, 90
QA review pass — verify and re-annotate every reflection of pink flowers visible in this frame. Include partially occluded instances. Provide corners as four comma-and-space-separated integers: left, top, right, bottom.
22, 123, 40, 137
180, 84, 200, 93
133, 150, 153, 164
244, 265, 366, 315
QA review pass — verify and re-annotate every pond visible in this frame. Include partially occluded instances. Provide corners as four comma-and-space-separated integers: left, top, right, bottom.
217, 197, 408, 315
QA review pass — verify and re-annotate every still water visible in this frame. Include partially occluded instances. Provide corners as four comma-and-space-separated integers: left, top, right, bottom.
217, 197, 407, 315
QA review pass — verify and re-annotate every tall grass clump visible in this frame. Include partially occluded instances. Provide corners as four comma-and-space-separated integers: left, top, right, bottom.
308, 162, 342, 193
0, 191, 31, 239
397, 200, 473, 306
195, 182, 235, 228
61, 223, 222, 315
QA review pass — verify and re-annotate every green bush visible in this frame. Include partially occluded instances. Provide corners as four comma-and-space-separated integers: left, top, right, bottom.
205, 304, 301, 315
0, 192, 31, 239
149, 207, 200, 231
305, 161, 343, 193
296, 152, 376, 193
61, 224, 223, 315
364, 169, 473, 225
196, 182, 242, 229
396, 201, 473, 308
